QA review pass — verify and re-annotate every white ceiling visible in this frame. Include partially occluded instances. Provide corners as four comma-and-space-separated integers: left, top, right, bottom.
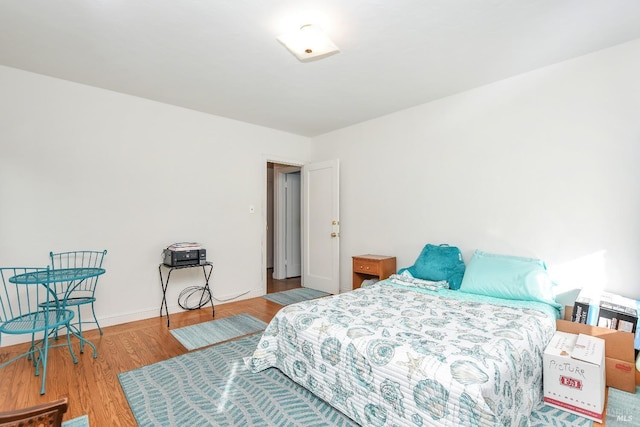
1, 1, 640, 137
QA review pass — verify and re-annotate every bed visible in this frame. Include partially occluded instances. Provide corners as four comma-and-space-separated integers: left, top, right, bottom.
246, 249, 561, 426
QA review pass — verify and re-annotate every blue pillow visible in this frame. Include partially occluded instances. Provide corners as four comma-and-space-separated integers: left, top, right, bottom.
459, 250, 560, 308
398, 244, 465, 290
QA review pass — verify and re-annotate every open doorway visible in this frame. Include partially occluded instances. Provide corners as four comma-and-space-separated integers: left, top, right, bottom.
267, 162, 302, 293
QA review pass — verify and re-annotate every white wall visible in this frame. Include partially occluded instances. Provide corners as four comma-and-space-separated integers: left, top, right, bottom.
2, 37, 638, 345
0, 66, 311, 338
312, 39, 640, 302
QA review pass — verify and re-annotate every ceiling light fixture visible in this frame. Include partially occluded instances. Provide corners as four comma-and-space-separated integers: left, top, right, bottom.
277, 24, 340, 62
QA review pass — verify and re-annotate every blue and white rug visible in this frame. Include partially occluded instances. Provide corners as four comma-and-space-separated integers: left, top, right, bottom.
262, 287, 330, 306
170, 313, 267, 351
62, 415, 89, 427
529, 404, 592, 427
118, 334, 356, 426
119, 332, 599, 427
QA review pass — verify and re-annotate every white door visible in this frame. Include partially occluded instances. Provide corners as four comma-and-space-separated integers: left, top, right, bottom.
302, 159, 340, 294
285, 172, 301, 277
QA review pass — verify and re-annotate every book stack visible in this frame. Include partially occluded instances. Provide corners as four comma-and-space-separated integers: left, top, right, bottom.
571, 289, 638, 334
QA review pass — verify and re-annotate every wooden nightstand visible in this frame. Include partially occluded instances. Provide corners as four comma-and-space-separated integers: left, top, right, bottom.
352, 255, 396, 289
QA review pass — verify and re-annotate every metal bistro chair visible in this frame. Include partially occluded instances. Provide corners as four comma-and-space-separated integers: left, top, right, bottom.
0, 267, 77, 395
47, 250, 107, 350
0, 397, 68, 426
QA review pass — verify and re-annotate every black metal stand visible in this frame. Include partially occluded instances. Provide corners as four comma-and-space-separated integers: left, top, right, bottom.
158, 262, 214, 327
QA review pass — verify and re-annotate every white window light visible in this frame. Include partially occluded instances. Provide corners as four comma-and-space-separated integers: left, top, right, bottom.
277, 24, 340, 62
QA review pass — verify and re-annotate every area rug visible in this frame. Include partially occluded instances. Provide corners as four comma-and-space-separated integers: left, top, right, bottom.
170, 313, 267, 351
262, 287, 330, 306
605, 385, 640, 426
530, 385, 640, 426
118, 334, 357, 426
529, 404, 593, 427
62, 415, 89, 427
119, 332, 593, 427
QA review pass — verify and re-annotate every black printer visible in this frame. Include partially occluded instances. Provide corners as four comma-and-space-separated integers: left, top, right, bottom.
163, 243, 207, 267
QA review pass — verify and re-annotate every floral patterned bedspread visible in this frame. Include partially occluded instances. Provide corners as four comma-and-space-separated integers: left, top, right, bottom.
245, 281, 557, 426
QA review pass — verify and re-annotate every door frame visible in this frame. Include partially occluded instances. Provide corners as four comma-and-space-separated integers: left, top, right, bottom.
273, 165, 301, 280
263, 155, 305, 291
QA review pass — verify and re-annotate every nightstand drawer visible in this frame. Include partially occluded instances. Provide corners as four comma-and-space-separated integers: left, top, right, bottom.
353, 259, 380, 275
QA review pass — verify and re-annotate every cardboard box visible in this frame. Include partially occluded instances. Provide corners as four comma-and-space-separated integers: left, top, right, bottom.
571, 290, 638, 333
543, 331, 605, 422
558, 318, 636, 393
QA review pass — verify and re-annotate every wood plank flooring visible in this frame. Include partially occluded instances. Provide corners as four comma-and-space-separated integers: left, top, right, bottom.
0, 272, 300, 425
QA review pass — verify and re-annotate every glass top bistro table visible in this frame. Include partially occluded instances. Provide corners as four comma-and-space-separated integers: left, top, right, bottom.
9, 267, 105, 358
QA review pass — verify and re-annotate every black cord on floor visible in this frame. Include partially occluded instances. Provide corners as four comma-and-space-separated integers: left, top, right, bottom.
178, 286, 211, 310
178, 286, 252, 309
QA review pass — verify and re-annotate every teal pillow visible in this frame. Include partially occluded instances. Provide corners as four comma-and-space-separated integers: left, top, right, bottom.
459, 250, 560, 308
398, 244, 465, 290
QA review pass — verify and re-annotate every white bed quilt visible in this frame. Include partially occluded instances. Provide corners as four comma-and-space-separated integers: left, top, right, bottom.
246, 282, 557, 426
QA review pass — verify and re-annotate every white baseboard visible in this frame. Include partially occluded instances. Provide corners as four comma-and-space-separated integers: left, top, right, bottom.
0, 287, 264, 347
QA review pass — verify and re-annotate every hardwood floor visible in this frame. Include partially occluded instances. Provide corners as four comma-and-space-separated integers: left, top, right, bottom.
0, 273, 301, 425
266, 268, 301, 293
